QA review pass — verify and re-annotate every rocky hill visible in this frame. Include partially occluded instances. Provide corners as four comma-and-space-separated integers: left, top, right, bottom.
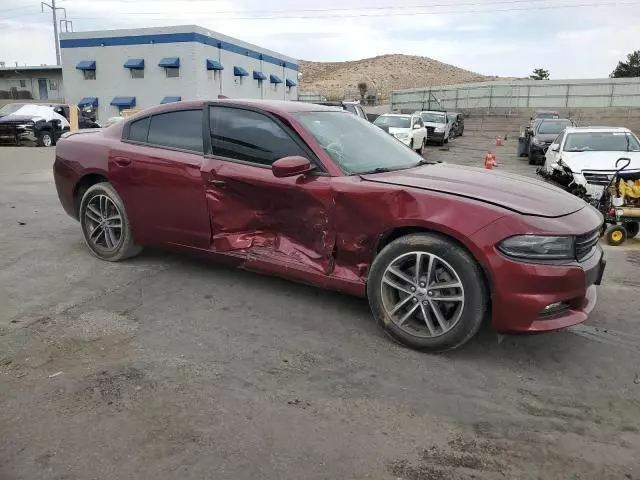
299, 54, 497, 101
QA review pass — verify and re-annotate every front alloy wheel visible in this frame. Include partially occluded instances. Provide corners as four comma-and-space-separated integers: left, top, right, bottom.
368, 233, 488, 352
380, 251, 464, 338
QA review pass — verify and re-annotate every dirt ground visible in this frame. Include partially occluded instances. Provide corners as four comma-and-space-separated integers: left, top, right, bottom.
1, 132, 640, 480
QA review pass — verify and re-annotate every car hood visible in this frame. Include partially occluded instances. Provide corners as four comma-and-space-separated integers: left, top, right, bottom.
560, 151, 640, 172
388, 127, 411, 135
534, 133, 558, 143
0, 105, 70, 128
0, 115, 36, 124
361, 163, 586, 217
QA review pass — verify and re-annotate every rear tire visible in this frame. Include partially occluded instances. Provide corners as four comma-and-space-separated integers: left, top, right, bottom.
626, 222, 639, 238
367, 233, 488, 352
605, 224, 627, 246
79, 182, 142, 261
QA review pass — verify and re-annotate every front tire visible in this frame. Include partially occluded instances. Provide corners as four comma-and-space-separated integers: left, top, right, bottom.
416, 138, 425, 155
79, 182, 142, 261
367, 233, 488, 352
37, 130, 53, 147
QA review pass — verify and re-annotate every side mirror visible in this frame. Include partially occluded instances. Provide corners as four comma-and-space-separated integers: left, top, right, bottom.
413, 124, 421, 130
551, 145, 560, 152
272, 156, 312, 178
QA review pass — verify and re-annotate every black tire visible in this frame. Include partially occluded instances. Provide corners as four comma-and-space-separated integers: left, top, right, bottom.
37, 130, 53, 147
367, 233, 488, 352
605, 224, 627, 246
416, 138, 425, 155
79, 182, 142, 261
626, 222, 639, 238
409, 139, 414, 150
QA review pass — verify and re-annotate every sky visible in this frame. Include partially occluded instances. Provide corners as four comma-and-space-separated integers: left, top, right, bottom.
1, 0, 639, 79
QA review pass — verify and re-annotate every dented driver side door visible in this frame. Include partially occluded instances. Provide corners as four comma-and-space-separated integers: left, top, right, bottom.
201, 105, 336, 275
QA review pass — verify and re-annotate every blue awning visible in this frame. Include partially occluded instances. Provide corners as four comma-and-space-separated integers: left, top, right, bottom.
286, 78, 297, 87
160, 96, 181, 104
233, 66, 248, 77
78, 96, 98, 107
124, 58, 144, 69
158, 57, 180, 68
76, 60, 96, 70
206, 59, 224, 71
253, 71, 266, 81
269, 74, 283, 84
110, 96, 136, 108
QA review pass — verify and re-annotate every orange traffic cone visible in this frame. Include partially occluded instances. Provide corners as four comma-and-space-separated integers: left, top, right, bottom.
484, 151, 497, 170
495, 136, 504, 146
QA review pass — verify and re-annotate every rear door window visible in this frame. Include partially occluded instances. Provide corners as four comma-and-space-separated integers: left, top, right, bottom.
127, 117, 150, 143
146, 110, 203, 153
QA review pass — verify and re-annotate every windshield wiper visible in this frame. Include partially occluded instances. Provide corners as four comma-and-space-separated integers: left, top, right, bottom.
359, 167, 394, 174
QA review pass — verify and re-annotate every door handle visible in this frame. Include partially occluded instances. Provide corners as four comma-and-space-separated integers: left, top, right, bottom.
114, 156, 132, 167
208, 179, 226, 187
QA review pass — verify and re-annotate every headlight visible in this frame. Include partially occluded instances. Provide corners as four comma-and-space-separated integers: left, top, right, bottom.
435, 126, 445, 132
395, 133, 409, 140
532, 137, 545, 146
497, 235, 575, 260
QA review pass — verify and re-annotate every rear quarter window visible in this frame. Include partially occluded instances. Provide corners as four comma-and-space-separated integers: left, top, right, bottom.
127, 117, 150, 143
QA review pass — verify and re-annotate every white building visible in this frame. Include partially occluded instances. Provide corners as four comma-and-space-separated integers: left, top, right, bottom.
0, 65, 64, 102
60, 25, 299, 121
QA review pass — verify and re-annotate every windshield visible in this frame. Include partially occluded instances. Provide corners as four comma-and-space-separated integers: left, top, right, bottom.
0, 103, 27, 115
419, 112, 446, 123
374, 115, 411, 129
537, 120, 572, 135
294, 111, 424, 174
564, 132, 640, 152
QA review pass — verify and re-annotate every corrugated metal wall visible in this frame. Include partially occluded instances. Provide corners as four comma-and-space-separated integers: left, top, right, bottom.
392, 78, 640, 112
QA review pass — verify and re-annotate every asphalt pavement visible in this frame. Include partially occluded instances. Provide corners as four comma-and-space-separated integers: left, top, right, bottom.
1, 135, 640, 480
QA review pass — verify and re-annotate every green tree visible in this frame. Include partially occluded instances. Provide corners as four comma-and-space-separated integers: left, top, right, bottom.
610, 50, 640, 78
529, 68, 550, 80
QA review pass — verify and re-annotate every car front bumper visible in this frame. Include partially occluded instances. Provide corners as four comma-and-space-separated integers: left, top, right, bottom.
0, 125, 38, 145
428, 131, 446, 142
487, 245, 605, 333
394, 135, 412, 147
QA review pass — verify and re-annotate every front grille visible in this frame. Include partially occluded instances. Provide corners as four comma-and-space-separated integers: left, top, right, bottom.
575, 229, 600, 261
583, 171, 614, 186
426, 126, 435, 135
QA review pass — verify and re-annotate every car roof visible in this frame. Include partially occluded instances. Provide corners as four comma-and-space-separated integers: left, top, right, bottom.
379, 113, 413, 117
131, 99, 346, 118
415, 110, 446, 114
563, 126, 631, 133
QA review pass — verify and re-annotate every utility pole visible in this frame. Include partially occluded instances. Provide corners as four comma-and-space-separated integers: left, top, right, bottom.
42, 0, 65, 65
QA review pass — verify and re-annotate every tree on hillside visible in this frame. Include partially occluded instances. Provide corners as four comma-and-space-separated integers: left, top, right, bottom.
610, 50, 640, 78
357, 82, 368, 103
529, 68, 550, 80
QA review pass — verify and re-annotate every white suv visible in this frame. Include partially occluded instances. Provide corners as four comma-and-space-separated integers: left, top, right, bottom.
543, 126, 640, 198
373, 114, 428, 154
414, 110, 452, 146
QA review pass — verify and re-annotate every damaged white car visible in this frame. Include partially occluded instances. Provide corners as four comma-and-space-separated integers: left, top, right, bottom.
540, 127, 640, 202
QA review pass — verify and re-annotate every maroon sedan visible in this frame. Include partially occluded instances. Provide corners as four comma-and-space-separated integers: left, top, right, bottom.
53, 100, 605, 351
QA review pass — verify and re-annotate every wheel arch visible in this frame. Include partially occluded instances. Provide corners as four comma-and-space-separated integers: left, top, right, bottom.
72, 171, 109, 218
373, 225, 493, 295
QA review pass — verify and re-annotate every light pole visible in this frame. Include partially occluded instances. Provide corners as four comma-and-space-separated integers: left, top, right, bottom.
41, 0, 66, 65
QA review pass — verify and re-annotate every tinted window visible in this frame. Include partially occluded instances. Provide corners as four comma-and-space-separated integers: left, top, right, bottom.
127, 117, 150, 143
374, 115, 411, 128
419, 112, 446, 123
209, 107, 305, 166
345, 104, 357, 115
147, 110, 203, 152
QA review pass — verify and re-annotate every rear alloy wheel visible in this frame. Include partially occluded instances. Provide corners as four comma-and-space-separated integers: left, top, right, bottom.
367, 233, 488, 352
37, 131, 53, 147
79, 182, 142, 261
